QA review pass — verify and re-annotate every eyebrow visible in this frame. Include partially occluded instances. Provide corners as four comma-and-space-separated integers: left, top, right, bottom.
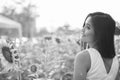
86, 23, 91, 26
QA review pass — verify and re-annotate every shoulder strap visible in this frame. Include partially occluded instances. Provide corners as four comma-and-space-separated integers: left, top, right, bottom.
115, 56, 120, 80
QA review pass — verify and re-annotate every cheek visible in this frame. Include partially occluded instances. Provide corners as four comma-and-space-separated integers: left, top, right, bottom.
81, 31, 94, 42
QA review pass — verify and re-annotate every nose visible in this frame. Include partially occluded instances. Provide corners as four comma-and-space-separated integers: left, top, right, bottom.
81, 28, 85, 34
79, 29, 84, 38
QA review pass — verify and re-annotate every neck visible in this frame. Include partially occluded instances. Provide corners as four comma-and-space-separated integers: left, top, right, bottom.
88, 42, 97, 49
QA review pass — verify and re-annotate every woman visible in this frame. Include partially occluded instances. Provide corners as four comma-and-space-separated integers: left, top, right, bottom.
73, 12, 120, 80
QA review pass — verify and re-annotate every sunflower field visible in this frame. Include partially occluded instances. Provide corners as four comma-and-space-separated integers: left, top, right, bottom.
0, 35, 119, 80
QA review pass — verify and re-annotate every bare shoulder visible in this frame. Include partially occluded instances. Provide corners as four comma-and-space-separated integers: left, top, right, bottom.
75, 49, 90, 60
73, 49, 91, 79
75, 49, 91, 70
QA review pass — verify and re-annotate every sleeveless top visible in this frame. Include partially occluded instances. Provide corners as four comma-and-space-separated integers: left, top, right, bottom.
86, 48, 119, 80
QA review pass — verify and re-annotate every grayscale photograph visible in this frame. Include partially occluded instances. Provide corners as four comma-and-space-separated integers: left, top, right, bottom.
0, 0, 119, 80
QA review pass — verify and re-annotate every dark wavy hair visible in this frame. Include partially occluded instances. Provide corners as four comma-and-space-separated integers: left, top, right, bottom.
83, 12, 116, 58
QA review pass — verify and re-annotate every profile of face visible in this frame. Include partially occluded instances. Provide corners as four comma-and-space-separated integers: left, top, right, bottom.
81, 16, 95, 44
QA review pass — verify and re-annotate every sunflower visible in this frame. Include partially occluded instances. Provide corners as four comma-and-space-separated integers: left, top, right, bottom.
0, 39, 20, 73
28, 63, 40, 79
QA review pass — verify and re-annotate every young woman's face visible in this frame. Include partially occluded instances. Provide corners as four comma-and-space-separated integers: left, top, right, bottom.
81, 16, 95, 44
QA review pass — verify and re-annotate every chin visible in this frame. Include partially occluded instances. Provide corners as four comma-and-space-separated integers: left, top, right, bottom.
81, 37, 88, 43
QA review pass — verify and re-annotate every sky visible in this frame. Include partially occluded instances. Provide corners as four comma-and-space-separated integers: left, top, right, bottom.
0, 0, 120, 32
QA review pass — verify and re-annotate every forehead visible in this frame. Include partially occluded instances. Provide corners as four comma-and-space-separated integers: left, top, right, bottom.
85, 16, 92, 24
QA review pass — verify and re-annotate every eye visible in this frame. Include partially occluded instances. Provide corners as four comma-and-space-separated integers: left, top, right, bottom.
85, 24, 91, 30
86, 26, 90, 30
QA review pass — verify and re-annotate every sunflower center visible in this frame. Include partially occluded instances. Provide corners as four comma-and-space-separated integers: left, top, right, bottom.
30, 65, 37, 73
2, 47, 13, 63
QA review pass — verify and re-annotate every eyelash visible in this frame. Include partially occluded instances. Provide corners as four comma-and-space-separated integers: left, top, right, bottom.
84, 25, 90, 30
86, 26, 90, 29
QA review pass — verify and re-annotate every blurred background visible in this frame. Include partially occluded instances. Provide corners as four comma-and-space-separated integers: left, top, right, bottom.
0, 0, 120, 38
